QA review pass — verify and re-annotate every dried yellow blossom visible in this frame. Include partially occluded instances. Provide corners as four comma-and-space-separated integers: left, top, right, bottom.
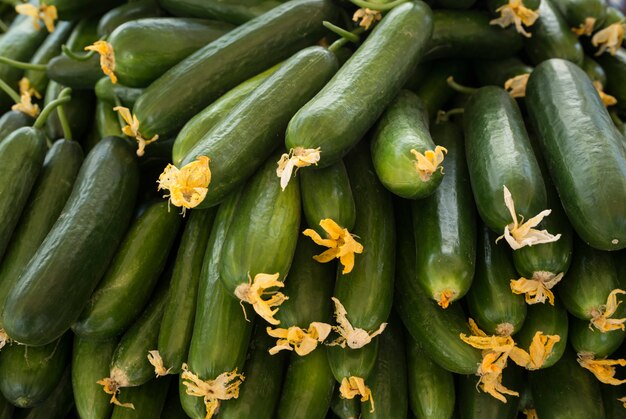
504, 73, 530, 98
15, 3, 57, 32
85, 41, 117, 84
619, 395, 626, 408
234, 273, 288, 325
352, 8, 382, 30
181, 363, 244, 419
113, 106, 159, 156
266, 322, 332, 356
437, 289, 455, 309
523, 408, 539, 419
508, 331, 560, 370
592, 23, 625, 56
339, 376, 375, 413
276, 147, 320, 190
593, 81, 618, 107
303, 218, 363, 274
0, 329, 9, 351
490, 0, 539, 38
157, 156, 211, 215
410, 146, 447, 182
578, 353, 626, 385
147, 350, 172, 377
11, 78, 40, 117
590, 289, 626, 333
327, 297, 387, 349
572, 17, 597, 36
496, 186, 561, 250
97, 378, 134, 409
510, 271, 564, 305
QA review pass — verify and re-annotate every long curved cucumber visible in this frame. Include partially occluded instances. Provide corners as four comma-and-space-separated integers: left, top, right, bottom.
597, 48, 626, 112
14, 367, 73, 419
554, 0, 607, 32
473, 57, 533, 88
25, 21, 74, 94
44, 0, 125, 21
110, 377, 170, 419
97, 0, 164, 37
158, 0, 283, 24
0, 111, 33, 144
458, 366, 523, 418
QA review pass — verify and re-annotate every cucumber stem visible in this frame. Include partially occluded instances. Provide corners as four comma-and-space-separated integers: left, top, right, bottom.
0, 55, 47, 71
56, 101, 72, 141
328, 27, 365, 53
0, 77, 21, 104
323, 21, 361, 43
446, 76, 478, 95
62, 44, 96, 62
436, 108, 465, 124
349, 0, 407, 11
33, 88, 72, 130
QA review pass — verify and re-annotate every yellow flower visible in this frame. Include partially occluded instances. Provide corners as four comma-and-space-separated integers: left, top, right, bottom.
234, 273, 288, 325
85, 41, 117, 84
437, 289, 456, 309
496, 186, 561, 250
410, 146, 447, 182
490, 0, 539, 38
113, 106, 159, 156
157, 156, 211, 215
578, 353, 626, 385
352, 8, 382, 30
619, 395, 626, 408
276, 147, 320, 190
15, 3, 57, 32
97, 377, 134, 409
508, 331, 560, 370
327, 297, 387, 349
147, 350, 172, 377
572, 17, 597, 36
590, 289, 626, 333
0, 329, 9, 350
11, 78, 40, 117
510, 271, 564, 305
504, 73, 530, 98
303, 218, 363, 275
592, 23, 625, 56
593, 81, 618, 107
181, 363, 244, 419
523, 408, 539, 419
266, 322, 332, 356
339, 376, 375, 413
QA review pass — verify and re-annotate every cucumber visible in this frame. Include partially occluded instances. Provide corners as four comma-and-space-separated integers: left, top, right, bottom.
424, 10, 523, 61
160, 378, 187, 419
601, 383, 626, 419
219, 153, 300, 306
14, 367, 73, 419
94, 99, 122, 140
72, 335, 117, 419
285, 2, 433, 168
328, 343, 379, 389
73, 201, 181, 340
66, 16, 100, 51
371, 90, 443, 199
597, 48, 626, 112
25, 21, 74, 94
413, 60, 470, 118
526, 58, 626, 250
514, 300, 568, 369
524, 0, 584, 65
47, 54, 103, 90
300, 160, 356, 234
181, 46, 337, 208
0, 333, 71, 408
570, 317, 626, 358
107, 18, 234, 87
435, 0, 476, 9
406, 337, 455, 419
110, 377, 170, 419
0, 394, 12, 419
582, 55, 608, 86
331, 387, 360, 419
486, 0, 541, 10
411, 121, 476, 307
158, 0, 283, 24
44, 0, 125, 21
0, 111, 33, 144
473, 57, 533, 88
457, 366, 523, 419
2, 136, 139, 346
464, 86, 546, 234
97, 0, 164, 37
135, 0, 338, 139
95, 78, 144, 109
530, 348, 605, 419
0, 139, 83, 329
156, 208, 217, 375
44, 81, 95, 141
554, 0, 607, 33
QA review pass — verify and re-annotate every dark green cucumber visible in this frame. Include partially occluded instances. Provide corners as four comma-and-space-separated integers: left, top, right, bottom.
486, 0, 540, 10
473, 57, 533, 88
570, 317, 626, 358
110, 377, 170, 419
158, 0, 283, 24
172, 63, 280, 167
413, 60, 469, 118
14, 367, 73, 419
157, 208, 217, 374
458, 365, 523, 418
97, 0, 163, 37
524, 0, 584, 66
181, 46, 337, 208
135, 0, 338, 139
466, 225, 527, 336
66, 16, 100, 51
94, 78, 144, 108
424, 10, 523, 61
2, 136, 139, 346
94, 99, 122, 140
601, 382, 626, 419
514, 300, 568, 369
464, 86, 546, 233
597, 48, 626, 112
47, 54, 102, 90
44, 81, 95, 140
0, 111, 33, 144
0, 333, 71, 408
299, 160, 356, 234
554, 0, 607, 32
371, 90, 442, 199
160, 378, 188, 419
331, 387, 360, 419
435, 0, 476, 9
108, 18, 234, 87
406, 337, 455, 419
530, 348, 605, 419
0, 127, 47, 262
25, 21, 74, 94
72, 335, 117, 419
181, 190, 253, 419
0, 139, 83, 328
526, 58, 626, 250
411, 121, 476, 307
582, 55, 607, 86
219, 153, 300, 297
285, 2, 433, 168
328, 343, 379, 388
73, 201, 181, 339
0, 393, 12, 419
43, 0, 124, 21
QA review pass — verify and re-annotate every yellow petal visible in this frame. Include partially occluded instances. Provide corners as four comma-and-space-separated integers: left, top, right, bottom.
490, 0, 539, 38
97, 378, 135, 409
275, 147, 321, 190
15, 4, 41, 30
157, 156, 211, 215
339, 376, 375, 413
113, 106, 158, 157
593, 81, 618, 107
352, 8, 381, 31
410, 146, 447, 182
304, 219, 363, 274
504, 73, 530, 98
508, 332, 560, 370
181, 363, 245, 419
592, 23, 625, 56
437, 289, 456, 309
590, 289, 626, 332
523, 408, 539, 419
510, 272, 563, 305
319, 218, 344, 240
0, 329, 8, 350
41, 5, 57, 33
618, 395, 626, 408
572, 17, 597, 36
329, 297, 387, 349
147, 350, 172, 377
85, 41, 117, 84
234, 273, 288, 325
578, 353, 626, 385
302, 228, 337, 248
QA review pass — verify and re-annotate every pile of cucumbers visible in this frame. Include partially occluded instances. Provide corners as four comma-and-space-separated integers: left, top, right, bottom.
0, 0, 625, 418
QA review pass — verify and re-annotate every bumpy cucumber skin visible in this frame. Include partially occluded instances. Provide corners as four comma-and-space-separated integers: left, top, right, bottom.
45, 81, 95, 141
136, 0, 337, 139
158, 0, 283, 25
527, 58, 626, 250
72, 335, 117, 419
328, 342, 379, 386
97, 0, 164, 37
554, 0, 607, 29
15, 367, 74, 419
473, 57, 533, 88
110, 377, 170, 419
286, 2, 433, 168
0, 111, 33, 144
2, 137, 139, 346
414, 60, 469, 117
412, 122, 476, 305
372, 90, 441, 199
182, 46, 337, 208
25, 21, 74, 94
458, 366, 523, 419
598, 48, 626, 112
464, 86, 546, 232
94, 78, 144, 109
570, 316, 626, 358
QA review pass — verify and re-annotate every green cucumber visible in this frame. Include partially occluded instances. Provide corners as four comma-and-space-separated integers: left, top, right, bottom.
0, 333, 71, 408
435, 0, 476, 9
473, 57, 533, 88
603, 6, 624, 26
331, 387, 360, 419
601, 383, 626, 419
66, 16, 100, 51
97, 0, 164, 37
406, 337, 455, 419
3, 136, 139, 346
0, 111, 33, 144
25, 21, 74, 94
44, 81, 95, 141
457, 365, 523, 418
135, 0, 338, 139
160, 378, 187, 419
285, 2, 433, 168
524, 0, 584, 66
411, 121, 476, 307
486, 0, 540, 11
108, 18, 234, 87
47, 54, 102, 90
181, 46, 337, 208
157, 208, 217, 375
554, 0, 607, 32
94, 99, 122, 140
73, 201, 181, 339
570, 317, 626, 358
172, 63, 281, 167
0, 139, 83, 328
94, 78, 144, 108
424, 10, 523, 61
43, 0, 124, 21
219, 153, 300, 298
371, 90, 443, 199
110, 377, 170, 419
14, 367, 73, 419
158, 0, 283, 24
597, 48, 626, 112
464, 86, 546, 233
414, 60, 470, 118
530, 348, 605, 419
526, 58, 626, 250
514, 301, 568, 369
328, 343, 379, 387
0, 394, 12, 419
582, 55, 607, 86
